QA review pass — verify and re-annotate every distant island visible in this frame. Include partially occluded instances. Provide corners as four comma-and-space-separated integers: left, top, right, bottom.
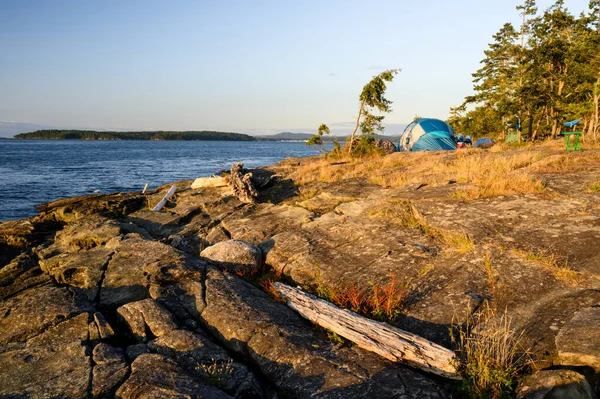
14, 130, 257, 141
12, 129, 402, 142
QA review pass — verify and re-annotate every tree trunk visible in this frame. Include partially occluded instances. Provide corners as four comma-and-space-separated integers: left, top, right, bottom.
348, 102, 365, 154
274, 282, 460, 380
593, 92, 600, 140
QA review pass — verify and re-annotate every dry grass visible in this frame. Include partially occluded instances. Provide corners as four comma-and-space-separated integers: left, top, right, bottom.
197, 358, 235, 388
284, 146, 556, 200
585, 180, 600, 193
309, 272, 410, 323
372, 201, 475, 253
451, 304, 531, 398
483, 252, 498, 293
516, 250, 583, 286
449, 152, 545, 200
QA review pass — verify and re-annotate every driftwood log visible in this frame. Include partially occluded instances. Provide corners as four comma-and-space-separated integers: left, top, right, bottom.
227, 163, 258, 203
151, 185, 177, 212
274, 282, 460, 380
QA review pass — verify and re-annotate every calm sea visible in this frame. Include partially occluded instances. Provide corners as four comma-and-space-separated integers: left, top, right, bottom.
0, 140, 322, 222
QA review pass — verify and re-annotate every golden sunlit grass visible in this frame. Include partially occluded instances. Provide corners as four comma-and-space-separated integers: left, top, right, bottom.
285, 145, 561, 200
197, 358, 235, 388
449, 151, 545, 200
371, 200, 474, 253
451, 304, 531, 399
308, 270, 409, 323
585, 180, 600, 193
513, 249, 583, 286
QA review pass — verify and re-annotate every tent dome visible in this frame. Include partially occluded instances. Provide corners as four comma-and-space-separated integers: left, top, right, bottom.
398, 118, 457, 151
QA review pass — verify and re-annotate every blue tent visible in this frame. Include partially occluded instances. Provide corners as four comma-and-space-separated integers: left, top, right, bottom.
398, 118, 457, 151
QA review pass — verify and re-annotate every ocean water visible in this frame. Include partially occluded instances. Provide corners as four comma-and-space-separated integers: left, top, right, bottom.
0, 140, 322, 222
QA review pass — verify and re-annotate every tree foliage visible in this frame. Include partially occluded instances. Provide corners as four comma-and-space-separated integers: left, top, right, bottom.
450, 0, 600, 142
306, 124, 331, 153
309, 69, 399, 157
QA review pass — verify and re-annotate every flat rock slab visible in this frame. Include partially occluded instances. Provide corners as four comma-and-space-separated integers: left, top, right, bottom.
556, 306, 600, 370
40, 192, 146, 223
0, 341, 91, 399
54, 215, 122, 251
264, 211, 437, 288
0, 285, 91, 345
0, 252, 50, 301
418, 196, 600, 277
39, 246, 113, 301
100, 235, 182, 308
221, 203, 314, 245
148, 330, 264, 398
116, 353, 232, 399
126, 209, 191, 238
199, 266, 447, 398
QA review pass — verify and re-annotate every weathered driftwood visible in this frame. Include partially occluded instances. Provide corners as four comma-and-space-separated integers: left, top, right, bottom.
274, 282, 460, 380
191, 176, 228, 189
227, 163, 258, 203
151, 185, 177, 212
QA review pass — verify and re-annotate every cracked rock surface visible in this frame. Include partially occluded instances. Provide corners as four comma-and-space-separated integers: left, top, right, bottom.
2, 153, 600, 397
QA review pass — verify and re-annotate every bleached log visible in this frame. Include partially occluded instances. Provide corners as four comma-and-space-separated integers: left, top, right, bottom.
274, 282, 460, 380
151, 185, 177, 212
191, 176, 228, 189
226, 163, 258, 203
142, 183, 149, 194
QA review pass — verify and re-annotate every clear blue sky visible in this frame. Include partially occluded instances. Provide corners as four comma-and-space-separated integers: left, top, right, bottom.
0, 0, 592, 137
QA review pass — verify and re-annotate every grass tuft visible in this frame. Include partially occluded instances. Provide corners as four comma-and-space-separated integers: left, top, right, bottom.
307, 272, 409, 323
451, 304, 530, 399
197, 358, 235, 388
585, 180, 600, 193
372, 201, 475, 253
521, 250, 583, 286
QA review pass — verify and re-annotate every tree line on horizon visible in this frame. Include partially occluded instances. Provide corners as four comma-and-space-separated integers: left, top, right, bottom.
448, 0, 600, 141
13, 130, 257, 141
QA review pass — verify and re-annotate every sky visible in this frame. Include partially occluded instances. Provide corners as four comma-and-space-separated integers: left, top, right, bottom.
0, 0, 593, 137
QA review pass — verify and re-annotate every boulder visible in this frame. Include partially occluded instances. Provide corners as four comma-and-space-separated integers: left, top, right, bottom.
201, 239, 263, 276
516, 369, 595, 399
556, 307, 600, 371
117, 298, 179, 341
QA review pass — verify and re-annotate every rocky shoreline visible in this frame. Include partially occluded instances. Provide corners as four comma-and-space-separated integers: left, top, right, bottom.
1, 152, 600, 398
